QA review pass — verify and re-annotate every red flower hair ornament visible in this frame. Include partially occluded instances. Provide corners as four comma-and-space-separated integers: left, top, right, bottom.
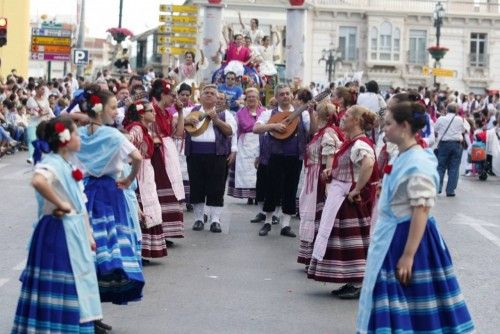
54, 122, 71, 146
90, 95, 103, 113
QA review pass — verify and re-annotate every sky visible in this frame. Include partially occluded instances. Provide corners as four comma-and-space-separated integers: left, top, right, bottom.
30, 0, 185, 39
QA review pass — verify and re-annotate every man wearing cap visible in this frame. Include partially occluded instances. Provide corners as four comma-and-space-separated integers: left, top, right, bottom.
184, 84, 237, 233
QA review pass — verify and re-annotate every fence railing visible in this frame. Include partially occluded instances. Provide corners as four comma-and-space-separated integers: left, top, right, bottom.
312, 0, 500, 14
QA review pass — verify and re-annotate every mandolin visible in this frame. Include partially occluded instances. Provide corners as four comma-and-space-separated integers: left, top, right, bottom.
267, 89, 331, 140
184, 105, 227, 137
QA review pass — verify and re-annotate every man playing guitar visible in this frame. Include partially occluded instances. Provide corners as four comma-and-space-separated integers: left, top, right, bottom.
184, 84, 236, 233
253, 84, 317, 237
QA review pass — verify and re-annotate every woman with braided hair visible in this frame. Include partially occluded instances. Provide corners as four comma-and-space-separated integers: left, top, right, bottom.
307, 105, 379, 299
124, 101, 167, 259
72, 84, 145, 332
149, 79, 185, 243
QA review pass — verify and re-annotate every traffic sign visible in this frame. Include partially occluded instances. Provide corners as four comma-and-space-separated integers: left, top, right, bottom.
31, 44, 71, 54
31, 26, 72, 62
159, 4, 198, 13
32, 28, 72, 37
157, 45, 195, 55
158, 36, 197, 45
432, 68, 455, 77
158, 25, 197, 34
32, 36, 71, 46
73, 49, 89, 65
159, 15, 198, 24
31, 52, 71, 61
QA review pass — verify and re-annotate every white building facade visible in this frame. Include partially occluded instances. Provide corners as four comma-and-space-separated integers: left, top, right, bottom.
188, 0, 500, 92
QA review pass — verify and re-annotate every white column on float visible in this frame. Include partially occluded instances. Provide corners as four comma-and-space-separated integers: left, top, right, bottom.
201, 4, 223, 83
285, 7, 307, 85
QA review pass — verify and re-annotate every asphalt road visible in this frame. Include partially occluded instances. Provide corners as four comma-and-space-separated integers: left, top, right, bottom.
0, 152, 499, 333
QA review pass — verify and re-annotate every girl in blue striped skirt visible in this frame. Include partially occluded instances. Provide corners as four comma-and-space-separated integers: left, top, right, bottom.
12, 117, 102, 333
72, 86, 145, 332
357, 101, 474, 333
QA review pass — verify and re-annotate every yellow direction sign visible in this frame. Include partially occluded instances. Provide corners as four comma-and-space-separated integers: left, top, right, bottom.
159, 4, 198, 14
432, 68, 455, 77
157, 45, 195, 55
158, 35, 197, 45
159, 15, 198, 24
32, 36, 71, 46
158, 25, 197, 34
422, 66, 455, 77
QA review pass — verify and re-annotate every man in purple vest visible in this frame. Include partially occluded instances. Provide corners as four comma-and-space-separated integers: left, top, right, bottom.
253, 84, 315, 237
184, 84, 237, 233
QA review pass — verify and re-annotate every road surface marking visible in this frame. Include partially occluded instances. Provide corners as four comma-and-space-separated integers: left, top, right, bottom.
0, 278, 10, 288
453, 214, 500, 248
467, 224, 500, 248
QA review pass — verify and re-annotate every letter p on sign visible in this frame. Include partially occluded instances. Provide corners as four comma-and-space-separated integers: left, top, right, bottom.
73, 49, 89, 65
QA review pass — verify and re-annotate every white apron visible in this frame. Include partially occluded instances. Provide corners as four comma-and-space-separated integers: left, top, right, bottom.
162, 137, 185, 201
235, 132, 259, 189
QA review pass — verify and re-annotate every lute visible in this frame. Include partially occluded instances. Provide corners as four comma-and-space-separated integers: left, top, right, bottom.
184, 106, 226, 137
267, 89, 331, 140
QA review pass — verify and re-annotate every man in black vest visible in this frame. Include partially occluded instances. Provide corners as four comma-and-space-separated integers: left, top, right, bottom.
184, 85, 237, 233
253, 84, 316, 237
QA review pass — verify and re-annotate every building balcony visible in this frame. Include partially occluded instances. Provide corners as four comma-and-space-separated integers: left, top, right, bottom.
312, 0, 499, 15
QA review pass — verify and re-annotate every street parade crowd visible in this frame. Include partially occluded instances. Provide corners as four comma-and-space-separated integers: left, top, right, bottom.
3, 16, 500, 334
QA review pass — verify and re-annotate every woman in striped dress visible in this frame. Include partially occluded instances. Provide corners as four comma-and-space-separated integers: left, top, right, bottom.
150, 79, 185, 241
307, 106, 379, 299
74, 86, 144, 317
12, 117, 102, 333
124, 101, 167, 259
297, 102, 343, 267
228, 87, 264, 201
357, 101, 474, 333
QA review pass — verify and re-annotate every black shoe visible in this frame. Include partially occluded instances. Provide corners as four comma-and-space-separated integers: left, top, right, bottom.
259, 223, 271, 236
192, 220, 204, 231
446, 193, 456, 197
210, 222, 222, 233
94, 324, 108, 334
141, 258, 151, 266
186, 203, 193, 212
280, 226, 296, 238
271, 215, 280, 225
331, 283, 353, 296
165, 239, 174, 247
95, 320, 112, 331
247, 198, 254, 205
204, 214, 208, 223
337, 285, 361, 299
250, 213, 266, 223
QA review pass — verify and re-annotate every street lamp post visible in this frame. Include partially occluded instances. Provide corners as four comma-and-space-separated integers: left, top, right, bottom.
318, 47, 342, 84
432, 1, 445, 86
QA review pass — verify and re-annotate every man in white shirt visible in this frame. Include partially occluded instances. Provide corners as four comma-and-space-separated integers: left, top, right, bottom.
184, 85, 236, 233
434, 103, 466, 197
253, 84, 314, 238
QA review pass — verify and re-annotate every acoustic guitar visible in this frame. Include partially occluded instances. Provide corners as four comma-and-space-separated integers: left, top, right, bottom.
267, 89, 331, 140
184, 105, 227, 137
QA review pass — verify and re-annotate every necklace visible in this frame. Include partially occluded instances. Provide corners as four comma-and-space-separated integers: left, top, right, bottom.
398, 142, 419, 156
